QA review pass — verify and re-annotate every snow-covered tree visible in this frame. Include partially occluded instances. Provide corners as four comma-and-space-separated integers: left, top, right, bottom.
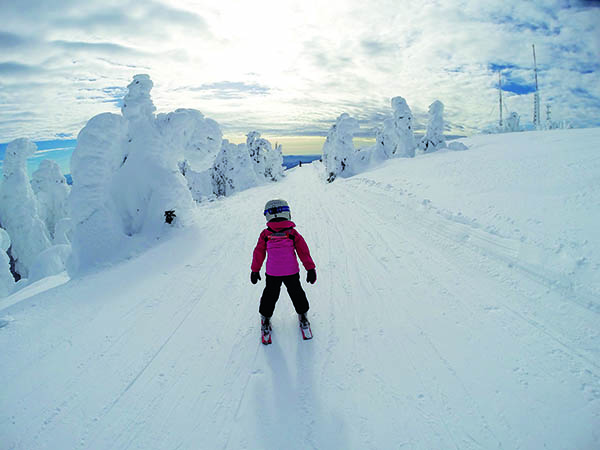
157, 108, 222, 172
69, 74, 198, 275
505, 112, 521, 132
0, 228, 14, 297
322, 113, 360, 182
121, 74, 156, 123
157, 108, 224, 203
68, 112, 129, 274
0, 138, 51, 279
212, 139, 259, 197
419, 100, 446, 152
31, 159, 70, 239
376, 96, 416, 158
246, 131, 284, 182
112, 75, 195, 236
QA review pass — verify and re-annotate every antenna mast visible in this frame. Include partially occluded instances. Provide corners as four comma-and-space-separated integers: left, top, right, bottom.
499, 72, 503, 128
532, 44, 540, 128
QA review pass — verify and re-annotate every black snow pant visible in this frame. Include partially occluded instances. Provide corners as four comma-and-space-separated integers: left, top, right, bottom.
259, 273, 309, 318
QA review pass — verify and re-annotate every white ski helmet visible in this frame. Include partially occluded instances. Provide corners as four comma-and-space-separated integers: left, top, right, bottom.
264, 199, 291, 221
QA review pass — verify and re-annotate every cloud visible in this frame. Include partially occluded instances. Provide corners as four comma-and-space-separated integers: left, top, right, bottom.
0, 62, 45, 76
0, 31, 29, 49
180, 81, 271, 99
360, 39, 398, 56
1, 0, 599, 142
52, 40, 146, 57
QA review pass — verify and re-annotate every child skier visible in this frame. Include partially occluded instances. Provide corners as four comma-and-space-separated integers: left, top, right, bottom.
251, 199, 317, 344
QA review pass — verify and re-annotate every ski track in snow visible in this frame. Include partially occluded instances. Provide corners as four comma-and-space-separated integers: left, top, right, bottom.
1, 159, 599, 449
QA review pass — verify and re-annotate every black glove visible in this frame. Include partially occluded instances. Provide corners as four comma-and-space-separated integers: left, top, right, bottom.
251, 272, 261, 284
306, 268, 317, 284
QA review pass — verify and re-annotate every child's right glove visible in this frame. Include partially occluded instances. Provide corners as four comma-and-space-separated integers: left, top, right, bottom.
251, 271, 261, 284
306, 268, 317, 284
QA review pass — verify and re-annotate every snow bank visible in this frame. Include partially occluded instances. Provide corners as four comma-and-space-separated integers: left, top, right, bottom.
0, 138, 51, 279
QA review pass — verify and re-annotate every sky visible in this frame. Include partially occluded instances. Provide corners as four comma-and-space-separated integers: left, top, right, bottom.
0, 0, 599, 145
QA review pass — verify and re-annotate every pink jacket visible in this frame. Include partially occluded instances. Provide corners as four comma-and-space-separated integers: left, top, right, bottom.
251, 220, 316, 276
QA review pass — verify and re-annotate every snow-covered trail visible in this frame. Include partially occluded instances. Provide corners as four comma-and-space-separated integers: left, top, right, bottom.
1, 162, 599, 449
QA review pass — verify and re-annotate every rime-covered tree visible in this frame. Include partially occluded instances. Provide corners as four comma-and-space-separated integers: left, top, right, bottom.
0, 227, 14, 297
212, 140, 259, 196
68, 112, 129, 275
419, 100, 446, 152
322, 113, 360, 182
157, 108, 222, 172
246, 131, 284, 182
31, 159, 70, 239
0, 138, 51, 278
112, 74, 195, 236
376, 96, 416, 158
505, 112, 521, 132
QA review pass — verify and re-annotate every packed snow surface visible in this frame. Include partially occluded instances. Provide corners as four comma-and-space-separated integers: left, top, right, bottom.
1, 128, 599, 449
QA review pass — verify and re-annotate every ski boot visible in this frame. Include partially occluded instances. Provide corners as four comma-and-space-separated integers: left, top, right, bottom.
261, 315, 272, 345
298, 313, 313, 340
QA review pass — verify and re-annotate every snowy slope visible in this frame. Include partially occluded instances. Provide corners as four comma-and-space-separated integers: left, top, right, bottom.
1, 128, 599, 449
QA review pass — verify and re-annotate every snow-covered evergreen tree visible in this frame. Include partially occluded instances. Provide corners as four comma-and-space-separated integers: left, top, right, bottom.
113, 74, 195, 236
0, 227, 14, 297
0, 138, 51, 279
264, 142, 284, 182
419, 100, 446, 152
246, 131, 284, 182
157, 108, 222, 172
31, 159, 70, 240
505, 112, 521, 132
121, 74, 156, 123
376, 96, 416, 158
157, 108, 223, 203
212, 139, 259, 197
322, 113, 360, 182
68, 112, 129, 274
69, 74, 199, 275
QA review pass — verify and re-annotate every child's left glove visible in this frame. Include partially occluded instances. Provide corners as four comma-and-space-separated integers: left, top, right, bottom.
306, 268, 317, 284
251, 271, 261, 284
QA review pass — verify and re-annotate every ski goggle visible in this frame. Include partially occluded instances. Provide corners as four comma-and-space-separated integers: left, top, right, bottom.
264, 205, 290, 216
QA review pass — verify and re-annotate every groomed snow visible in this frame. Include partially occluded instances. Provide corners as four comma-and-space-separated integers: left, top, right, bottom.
1, 128, 599, 449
